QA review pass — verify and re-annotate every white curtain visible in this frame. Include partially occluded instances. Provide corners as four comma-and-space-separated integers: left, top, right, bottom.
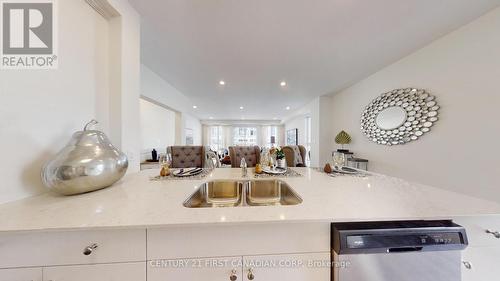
202, 125, 211, 147
277, 125, 285, 146
222, 126, 232, 148
259, 126, 270, 148
257, 126, 269, 147
205, 126, 233, 148
258, 125, 286, 148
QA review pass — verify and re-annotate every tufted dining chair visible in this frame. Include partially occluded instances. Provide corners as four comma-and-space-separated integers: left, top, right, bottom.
169, 146, 205, 168
228, 146, 261, 168
283, 145, 307, 167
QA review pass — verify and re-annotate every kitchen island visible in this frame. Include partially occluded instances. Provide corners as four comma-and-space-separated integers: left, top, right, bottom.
0, 168, 499, 281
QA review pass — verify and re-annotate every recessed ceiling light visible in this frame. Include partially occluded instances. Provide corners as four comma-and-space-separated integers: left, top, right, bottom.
219, 80, 225, 85
239, 106, 244, 110
286, 106, 291, 110
280, 81, 287, 87
193, 105, 198, 109
209, 117, 214, 120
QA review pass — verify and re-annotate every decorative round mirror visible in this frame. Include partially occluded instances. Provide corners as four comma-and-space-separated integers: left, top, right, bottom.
361, 88, 439, 145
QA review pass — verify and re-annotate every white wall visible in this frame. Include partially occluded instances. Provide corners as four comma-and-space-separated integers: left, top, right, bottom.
0, 0, 141, 204
108, 0, 141, 173
284, 100, 317, 166
284, 116, 307, 146
183, 113, 202, 145
141, 65, 202, 145
284, 96, 332, 167
139, 98, 176, 160
0, 0, 110, 204
329, 7, 500, 202
318, 96, 333, 166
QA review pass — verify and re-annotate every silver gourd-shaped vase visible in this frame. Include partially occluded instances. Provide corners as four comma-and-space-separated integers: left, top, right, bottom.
42, 120, 128, 195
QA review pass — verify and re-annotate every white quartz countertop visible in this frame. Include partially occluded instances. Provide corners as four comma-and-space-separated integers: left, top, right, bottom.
1, 168, 499, 233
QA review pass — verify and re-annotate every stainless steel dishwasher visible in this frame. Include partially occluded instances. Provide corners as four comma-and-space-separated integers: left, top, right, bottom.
331, 220, 468, 281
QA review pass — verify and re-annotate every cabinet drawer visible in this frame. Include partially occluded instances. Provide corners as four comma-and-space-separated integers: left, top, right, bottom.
0, 267, 42, 281
147, 223, 329, 259
0, 229, 146, 268
44, 262, 146, 281
454, 215, 500, 247
148, 257, 241, 281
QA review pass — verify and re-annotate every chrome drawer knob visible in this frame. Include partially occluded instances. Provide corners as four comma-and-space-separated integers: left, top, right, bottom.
462, 261, 472, 270
486, 229, 500, 238
229, 269, 238, 281
83, 243, 98, 255
247, 268, 255, 280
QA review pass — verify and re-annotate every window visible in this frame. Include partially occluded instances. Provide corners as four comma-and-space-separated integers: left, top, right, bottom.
233, 127, 257, 146
265, 126, 279, 148
209, 126, 223, 152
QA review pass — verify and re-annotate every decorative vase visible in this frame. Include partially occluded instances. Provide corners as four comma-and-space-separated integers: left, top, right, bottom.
41, 120, 128, 195
276, 158, 286, 169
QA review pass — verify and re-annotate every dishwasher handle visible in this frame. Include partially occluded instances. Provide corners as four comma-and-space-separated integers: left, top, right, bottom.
387, 247, 423, 253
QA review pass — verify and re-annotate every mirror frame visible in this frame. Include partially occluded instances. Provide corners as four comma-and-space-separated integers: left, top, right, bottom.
361, 88, 440, 146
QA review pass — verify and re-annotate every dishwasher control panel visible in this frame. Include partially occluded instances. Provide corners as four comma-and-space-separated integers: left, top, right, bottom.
346, 232, 463, 249
332, 220, 468, 254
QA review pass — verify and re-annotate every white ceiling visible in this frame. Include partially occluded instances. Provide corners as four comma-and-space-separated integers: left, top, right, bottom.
130, 0, 500, 121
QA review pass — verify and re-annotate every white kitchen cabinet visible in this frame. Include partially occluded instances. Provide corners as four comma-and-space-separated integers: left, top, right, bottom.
454, 215, 500, 280
242, 253, 330, 281
462, 246, 500, 280
147, 223, 329, 260
454, 216, 500, 247
0, 229, 146, 268
0, 267, 42, 281
43, 262, 145, 281
148, 257, 242, 281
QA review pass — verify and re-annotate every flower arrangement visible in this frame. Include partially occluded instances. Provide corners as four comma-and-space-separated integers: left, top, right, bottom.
269, 147, 285, 159
275, 147, 285, 160
268, 147, 286, 168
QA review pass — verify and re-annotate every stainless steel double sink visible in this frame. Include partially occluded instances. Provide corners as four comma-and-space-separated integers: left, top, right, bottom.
183, 180, 302, 208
